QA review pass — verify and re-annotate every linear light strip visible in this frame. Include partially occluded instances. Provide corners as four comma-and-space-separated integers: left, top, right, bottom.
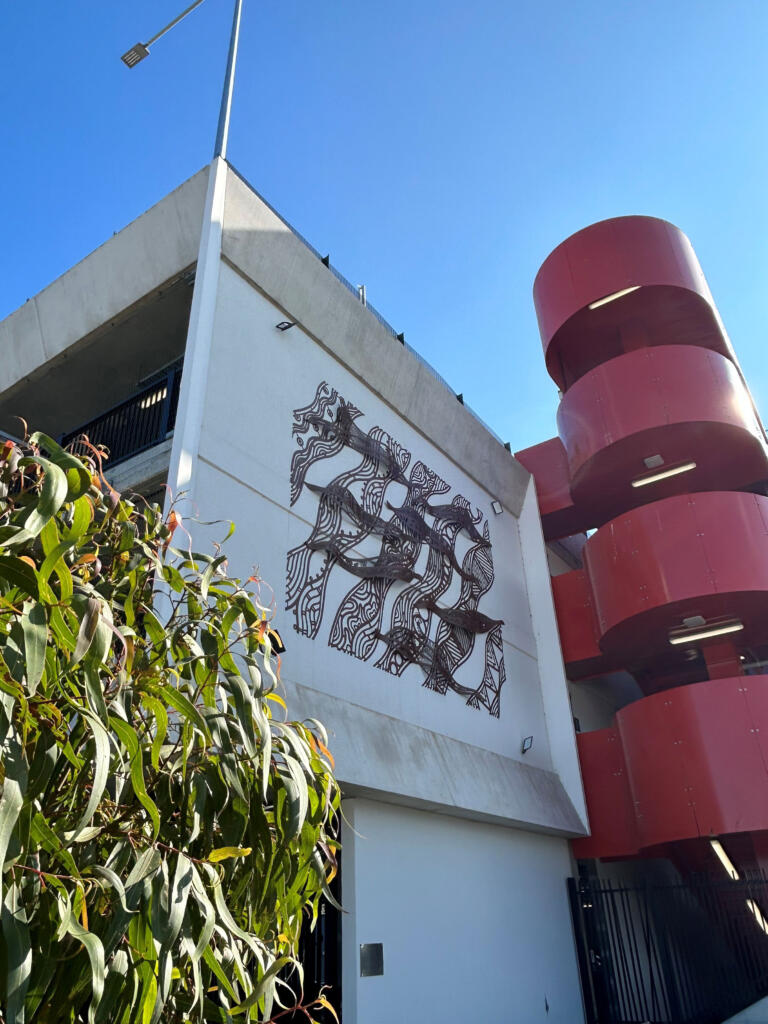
669, 622, 744, 646
710, 839, 740, 880
631, 462, 697, 488
747, 900, 768, 935
588, 285, 641, 310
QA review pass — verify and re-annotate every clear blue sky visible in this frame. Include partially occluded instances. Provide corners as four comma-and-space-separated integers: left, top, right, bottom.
2, 1, 767, 452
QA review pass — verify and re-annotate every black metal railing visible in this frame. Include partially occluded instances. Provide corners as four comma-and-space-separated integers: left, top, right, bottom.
569, 873, 768, 1024
60, 362, 183, 470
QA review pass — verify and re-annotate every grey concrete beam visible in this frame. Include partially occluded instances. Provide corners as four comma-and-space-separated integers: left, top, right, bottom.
0, 169, 208, 397
287, 681, 587, 837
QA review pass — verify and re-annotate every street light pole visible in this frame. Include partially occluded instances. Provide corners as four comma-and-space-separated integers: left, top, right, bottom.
121, 0, 243, 161
213, 0, 243, 160
121, 0, 247, 501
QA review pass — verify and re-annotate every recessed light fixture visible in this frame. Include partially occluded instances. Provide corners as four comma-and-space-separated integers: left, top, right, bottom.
710, 838, 739, 880
588, 285, 640, 310
631, 462, 697, 488
669, 620, 744, 646
682, 616, 706, 628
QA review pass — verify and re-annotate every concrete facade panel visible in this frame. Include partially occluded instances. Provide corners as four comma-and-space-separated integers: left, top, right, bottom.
342, 799, 584, 1024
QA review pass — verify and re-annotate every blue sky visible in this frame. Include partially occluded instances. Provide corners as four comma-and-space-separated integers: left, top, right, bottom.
2, 1, 767, 452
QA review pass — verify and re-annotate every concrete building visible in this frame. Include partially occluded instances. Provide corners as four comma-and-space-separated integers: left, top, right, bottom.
9, 158, 768, 1023
0, 160, 591, 1023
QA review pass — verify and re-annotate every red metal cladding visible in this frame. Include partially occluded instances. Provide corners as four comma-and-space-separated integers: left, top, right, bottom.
551, 570, 606, 678
514, 437, 572, 518
574, 677, 768, 858
533, 216, 734, 390
514, 437, 592, 538
558, 345, 768, 516
582, 491, 768, 663
571, 727, 639, 859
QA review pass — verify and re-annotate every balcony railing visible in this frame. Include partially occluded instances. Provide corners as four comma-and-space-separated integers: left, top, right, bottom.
61, 361, 183, 470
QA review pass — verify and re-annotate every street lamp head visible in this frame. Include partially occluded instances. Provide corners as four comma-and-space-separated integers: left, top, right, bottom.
121, 42, 150, 68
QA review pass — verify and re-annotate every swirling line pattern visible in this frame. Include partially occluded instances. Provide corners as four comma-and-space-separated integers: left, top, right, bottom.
286, 381, 506, 717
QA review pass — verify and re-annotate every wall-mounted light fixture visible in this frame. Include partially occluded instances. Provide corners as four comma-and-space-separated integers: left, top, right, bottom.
631, 461, 696, 489
491, 500, 503, 515
276, 321, 295, 332
521, 736, 534, 755
669, 619, 744, 646
588, 285, 640, 311
710, 838, 740, 880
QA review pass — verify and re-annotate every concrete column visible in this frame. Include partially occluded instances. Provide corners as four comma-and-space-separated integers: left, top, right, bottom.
166, 156, 228, 506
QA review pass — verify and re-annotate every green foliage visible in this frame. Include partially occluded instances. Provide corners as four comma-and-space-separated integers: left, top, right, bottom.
0, 433, 340, 1023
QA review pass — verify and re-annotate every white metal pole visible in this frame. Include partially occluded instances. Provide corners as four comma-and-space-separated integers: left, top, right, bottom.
214, 0, 243, 160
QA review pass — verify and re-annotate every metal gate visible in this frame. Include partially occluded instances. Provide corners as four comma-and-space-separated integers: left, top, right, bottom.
568, 874, 768, 1023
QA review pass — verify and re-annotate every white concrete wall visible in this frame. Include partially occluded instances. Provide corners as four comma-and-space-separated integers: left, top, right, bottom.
198, 266, 541, 762
342, 799, 585, 1024
181, 259, 585, 834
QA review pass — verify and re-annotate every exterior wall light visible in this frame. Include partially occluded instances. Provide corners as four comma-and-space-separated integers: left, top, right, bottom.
276, 321, 295, 332
710, 838, 740, 880
521, 735, 534, 755
587, 285, 640, 310
668, 620, 744, 646
631, 462, 697, 488
491, 500, 503, 515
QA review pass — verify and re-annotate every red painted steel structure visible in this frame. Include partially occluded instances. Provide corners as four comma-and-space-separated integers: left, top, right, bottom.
520, 216, 768, 872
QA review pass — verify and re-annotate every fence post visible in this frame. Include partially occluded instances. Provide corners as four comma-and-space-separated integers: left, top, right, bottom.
568, 878, 600, 1024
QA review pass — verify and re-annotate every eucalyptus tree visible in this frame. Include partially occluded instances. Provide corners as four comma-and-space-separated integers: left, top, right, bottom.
0, 433, 339, 1023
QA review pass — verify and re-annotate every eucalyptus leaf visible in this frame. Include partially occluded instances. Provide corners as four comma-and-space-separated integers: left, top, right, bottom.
0, 435, 340, 1022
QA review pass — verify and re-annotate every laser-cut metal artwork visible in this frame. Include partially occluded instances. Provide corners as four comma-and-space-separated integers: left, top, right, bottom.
307, 539, 422, 582
374, 494, 468, 677
424, 501, 491, 547
384, 502, 476, 582
305, 483, 407, 545
329, 461, 448, 662
414, 600, 504, 634
287, 381, 506, 717
286, 422, 410, 638
305, 403, 408, 484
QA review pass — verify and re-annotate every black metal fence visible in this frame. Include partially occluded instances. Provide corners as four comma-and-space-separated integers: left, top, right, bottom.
569, 874, 768, 1024
60, 362, 183, 470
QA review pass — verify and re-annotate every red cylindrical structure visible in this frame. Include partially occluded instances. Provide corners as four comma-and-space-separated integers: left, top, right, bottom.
573, 677, 768, 858
526, 214, 768, 871
583, 491, 768, 662
533, 216, 734, 391
558, 345, 768, 516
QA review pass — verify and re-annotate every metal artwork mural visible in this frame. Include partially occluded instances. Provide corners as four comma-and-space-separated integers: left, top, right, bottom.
286, 381, 506, 717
